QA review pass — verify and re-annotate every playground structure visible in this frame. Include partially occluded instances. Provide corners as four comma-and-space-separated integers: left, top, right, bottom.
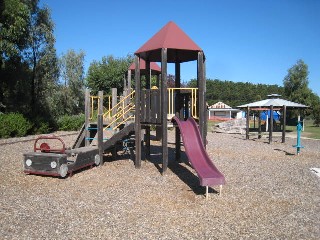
23, 21, 225, 197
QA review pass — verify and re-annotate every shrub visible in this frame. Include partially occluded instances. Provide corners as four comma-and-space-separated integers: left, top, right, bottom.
57, 114, 85, 131
0, 113, 32, 138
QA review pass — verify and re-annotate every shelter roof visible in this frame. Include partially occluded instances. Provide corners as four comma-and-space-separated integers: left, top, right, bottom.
237, 98, 308, 108
128, 59, 161, 75
135, 21, 203, 63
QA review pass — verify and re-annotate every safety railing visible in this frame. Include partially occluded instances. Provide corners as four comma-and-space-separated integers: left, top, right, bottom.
103, 90, 135, 130
168, 88, 198, 119
89, 95, 111, 120
90, 87, 198, 130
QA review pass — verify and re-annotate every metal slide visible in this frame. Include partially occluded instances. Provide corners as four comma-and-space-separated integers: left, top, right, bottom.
172, 117, 225, 192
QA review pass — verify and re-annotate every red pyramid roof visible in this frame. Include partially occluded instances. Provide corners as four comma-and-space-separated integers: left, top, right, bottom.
135, 21, 203, 63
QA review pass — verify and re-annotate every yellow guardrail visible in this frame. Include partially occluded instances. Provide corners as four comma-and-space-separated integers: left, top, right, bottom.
168, 88, 198, 118
103, 90, 135, 130
89, 95, 111, 120
90, 88, 198, 129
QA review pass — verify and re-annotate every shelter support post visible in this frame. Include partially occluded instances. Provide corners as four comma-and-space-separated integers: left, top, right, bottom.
282, 105, 286, 143
134, 56, 141, 168
161, 48, 168, 174
258, 113, 262, 139
246, 106, 250, 139
269, 105, 273, 144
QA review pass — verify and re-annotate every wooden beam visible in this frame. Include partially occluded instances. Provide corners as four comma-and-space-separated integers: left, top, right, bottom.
198, 51, 206, 146
134, 56, 141, 168
85, 89, 90, 146
161, 48, 168, 174
203, 57, 207, 143
258, 114, 262, 139
145, 60, 151, 162
98, 91, 103, 115
269, 105, 273, 144
175, 61, 181, 161
282, 105, 286, 143
127, 70, 132, 89
97, 114, 103, 166
246, 106, 250, 140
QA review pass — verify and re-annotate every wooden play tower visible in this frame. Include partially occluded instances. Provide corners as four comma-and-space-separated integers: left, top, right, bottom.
133, 21, 207, 173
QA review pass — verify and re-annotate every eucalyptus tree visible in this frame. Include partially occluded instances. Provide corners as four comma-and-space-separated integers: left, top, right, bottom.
23, 0, 58, 114
59, 49, 86, 115
0, 0, 58, 117
0, 0, 30, 112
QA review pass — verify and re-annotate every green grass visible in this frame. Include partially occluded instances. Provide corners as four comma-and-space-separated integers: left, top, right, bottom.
287, 119, 320, 139
208, 119, 320, 139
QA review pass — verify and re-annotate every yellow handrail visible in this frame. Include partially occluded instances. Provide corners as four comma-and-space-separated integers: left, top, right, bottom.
103, 90, 135, 120
104, 104, 135, 130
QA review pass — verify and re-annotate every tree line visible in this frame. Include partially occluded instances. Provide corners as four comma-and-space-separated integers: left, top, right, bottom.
1, 0, 319, 137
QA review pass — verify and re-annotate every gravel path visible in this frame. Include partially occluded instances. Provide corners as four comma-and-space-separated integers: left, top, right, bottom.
0, 130, 319, 239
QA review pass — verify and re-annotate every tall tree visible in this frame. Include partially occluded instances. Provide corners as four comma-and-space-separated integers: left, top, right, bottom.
86, 55, 133, 94
283, 59, 310, 105
23, 0, 58, 114
59, 49, 85, 115
0, 0, 30, 112
0, 0, 58, 117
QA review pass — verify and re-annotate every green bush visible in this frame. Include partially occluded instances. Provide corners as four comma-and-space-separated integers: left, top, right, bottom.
29, 116, 54, 134
57, 114, 84, 131
0, 113, 32, 138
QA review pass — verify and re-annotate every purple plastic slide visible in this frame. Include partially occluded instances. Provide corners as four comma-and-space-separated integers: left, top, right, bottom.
172, 117, 226, 187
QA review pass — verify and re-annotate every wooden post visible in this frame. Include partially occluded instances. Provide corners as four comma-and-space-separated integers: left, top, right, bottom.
198, 51, 206, 147
85, 89, 90, 146
246, 106, 250, 140
175, 61, 181, 161
111, 88, 117, 130
128, 70, 132, 90
155, 73, 162, 141
123, 75, 127, 91
282, 105, 286, 143
203, 58, 207, 142
161, 48, 168, 174
98, 91, 103, 115
258, 113, 262, 139
269, 105, 273, 144
145, 60, 151, 162
134, 56, 141, 168
112, 88, 117, 116
98, 114, 103, 166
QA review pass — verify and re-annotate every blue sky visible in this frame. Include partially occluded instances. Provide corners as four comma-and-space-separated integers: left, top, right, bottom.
40, 0, 320, 96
